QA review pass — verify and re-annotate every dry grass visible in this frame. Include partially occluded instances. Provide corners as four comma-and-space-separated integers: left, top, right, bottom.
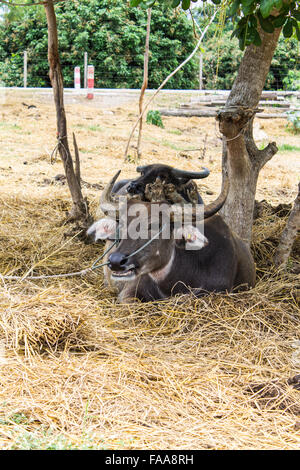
0, 90, 299, 450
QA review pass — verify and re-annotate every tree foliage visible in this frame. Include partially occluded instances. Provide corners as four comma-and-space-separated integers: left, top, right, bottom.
202, 28, 299, 90
132, 0, 300, 49
0, 0, 198, 88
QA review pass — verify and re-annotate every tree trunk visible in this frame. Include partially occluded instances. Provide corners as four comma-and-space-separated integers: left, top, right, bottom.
136, 8, 151, 160
274, 183, 300, 269
217, 26, 282, 244
44, 0, 90, 225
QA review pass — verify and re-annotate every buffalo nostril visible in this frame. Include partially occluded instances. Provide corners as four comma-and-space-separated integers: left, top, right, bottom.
108, 252, 128, 271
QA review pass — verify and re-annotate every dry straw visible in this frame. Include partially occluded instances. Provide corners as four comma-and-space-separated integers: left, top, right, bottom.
0, 188, 299, 450
0, 92, 299, 449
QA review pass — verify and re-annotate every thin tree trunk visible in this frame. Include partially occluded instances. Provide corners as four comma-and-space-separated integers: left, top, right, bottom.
44, 0, 89, 224
124, 10, 217, 161
274, 183, 300, 268
136, 8, 151, 160
217, 26, 281, 244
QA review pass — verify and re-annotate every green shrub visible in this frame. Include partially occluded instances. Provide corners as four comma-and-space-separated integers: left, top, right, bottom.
283, 70, 300, 91
0, 53, 24, 87
146, 110, 164, 128
0, 0, 198, 89
286, 110, 300, 134
201, 27, 299, 90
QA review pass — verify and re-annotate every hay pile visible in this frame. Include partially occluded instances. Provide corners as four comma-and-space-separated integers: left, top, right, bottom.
0, 91, 299, 449
0, 189, 299, 450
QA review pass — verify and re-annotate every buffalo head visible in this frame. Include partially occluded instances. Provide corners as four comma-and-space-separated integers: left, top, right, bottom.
126, 164, 209, 203
88, 170, 229, 282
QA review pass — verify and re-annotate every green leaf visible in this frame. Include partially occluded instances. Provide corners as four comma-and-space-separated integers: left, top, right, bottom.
283, 18, 293, 38
233, 23, 246, 39
274, 0, 283, 10
293, 10, 300, 21
228, 0, 240, 17
253, 29, 262, 46
144, 0, 156, 7
171, 0, 181, 5
241, 0, 254, 15
258, 11, 275, 33
281, 2, 290, 14
260, 0, 274, 19
242, 4, 254, 15
181, 0, 190, 10
239, 35, 246, 50
211, 0, 222, 4
290, 18, 300, 41
231, 27, 240, 38
239, 16, 248, 25
248, 13, 257, 29
130, 0, 143, 6
295, 22, 300, 41
146, 110, 164, 128
272, 14, 287, 28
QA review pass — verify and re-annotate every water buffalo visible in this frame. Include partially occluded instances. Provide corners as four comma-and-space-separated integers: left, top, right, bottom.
111, 164, 210, 204
88, 172, 256, 303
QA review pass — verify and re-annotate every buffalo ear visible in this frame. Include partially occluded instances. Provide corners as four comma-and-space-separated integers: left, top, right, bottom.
87, 218, 117, 241
174, 225, 208, 251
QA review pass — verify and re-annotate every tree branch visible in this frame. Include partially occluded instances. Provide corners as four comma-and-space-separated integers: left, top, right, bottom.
0, 0, 68, 6
72, 132, 81, 188
123, 8, 218, 161
244, 117, 278, 169
136, 7, 151, 161
274, 183, 300, 269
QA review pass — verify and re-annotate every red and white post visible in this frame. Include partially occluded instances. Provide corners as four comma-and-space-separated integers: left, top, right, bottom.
74, 66, 81, 90
87, 65, 94, 100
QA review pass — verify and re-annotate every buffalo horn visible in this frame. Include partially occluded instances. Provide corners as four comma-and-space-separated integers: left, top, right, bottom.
202, 177, 229, 218
171, 167, 210, 180
100, 170, 121, 212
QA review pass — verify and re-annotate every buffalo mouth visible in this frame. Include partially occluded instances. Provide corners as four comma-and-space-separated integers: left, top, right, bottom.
110, 264, 137, 281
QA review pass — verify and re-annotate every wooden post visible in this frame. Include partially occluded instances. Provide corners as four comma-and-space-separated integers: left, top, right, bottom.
84, 52, 88, 89
199, 53, 203, 90
74, 66, 80, 89
24, 51, 27, 89
87, 65, 94, 99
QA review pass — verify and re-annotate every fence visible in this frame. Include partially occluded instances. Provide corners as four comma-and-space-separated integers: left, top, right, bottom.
1, 50, 300, 91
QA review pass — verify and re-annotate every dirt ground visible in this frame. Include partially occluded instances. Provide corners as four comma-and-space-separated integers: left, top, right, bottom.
0, 89, 299, 450
0, 89, 299, 205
